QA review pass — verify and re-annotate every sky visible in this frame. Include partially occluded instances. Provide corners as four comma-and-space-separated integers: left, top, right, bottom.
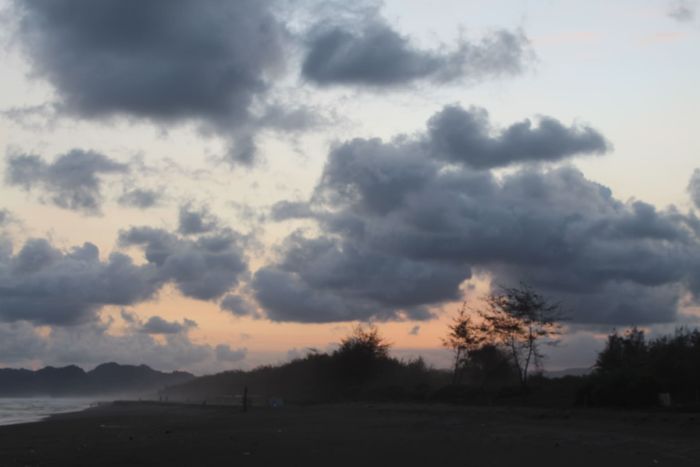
0, 0, 699, 374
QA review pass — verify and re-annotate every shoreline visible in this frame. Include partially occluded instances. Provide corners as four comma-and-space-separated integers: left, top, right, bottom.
0, 397, 102, 428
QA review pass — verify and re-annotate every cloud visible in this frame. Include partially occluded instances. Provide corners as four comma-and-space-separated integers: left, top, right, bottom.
0, 314, 249, 372
311, 105, 607, 218
11, 0, 291, 165
178, 204, 220, 235
409, 325, 420, 336
118, 188, 162, 209
120, 309, 138, 324
12, 0, 286, 127
426, 105, 609, 169
0, 217, 249, 326
668, 0, 696, 22
220, 294, 258, 317
0, 239, 160, 325
270, 200, 315, 221
5, 149, 128, 214
302, 20, 533, 87
689, 169, 700, 209
140, 316, 197, 335
255, 103, 331, 133
253, 235, 461, 323
119, 226, 248, 301
215, 344, 248, 362
258, 109, 700, 325
44, 320, 214, 372
0, 321, 47, 365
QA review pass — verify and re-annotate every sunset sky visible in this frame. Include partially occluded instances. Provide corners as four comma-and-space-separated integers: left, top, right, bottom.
0, 0, 699, 374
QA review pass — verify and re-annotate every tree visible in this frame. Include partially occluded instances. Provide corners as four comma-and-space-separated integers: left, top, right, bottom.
479, 284, 562, 389
464, 344, 517, 389
443, 302, 487, 384
595, 327, 647, 373
333, 324, 391, 384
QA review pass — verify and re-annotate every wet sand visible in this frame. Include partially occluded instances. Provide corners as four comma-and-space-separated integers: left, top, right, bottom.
0, 401, 698, 466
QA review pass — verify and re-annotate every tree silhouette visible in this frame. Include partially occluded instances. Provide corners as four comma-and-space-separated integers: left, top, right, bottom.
464, 344, 517, 389
595, 327, 647, 373
479, 284, 562, 389
443, 302, 487, 384
333, 324, 391, 384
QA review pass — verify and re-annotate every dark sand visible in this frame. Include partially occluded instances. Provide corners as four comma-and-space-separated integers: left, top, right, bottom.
1, 402, 699, 466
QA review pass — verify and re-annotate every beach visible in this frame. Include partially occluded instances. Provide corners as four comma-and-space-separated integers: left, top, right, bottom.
0, 402, 698, 466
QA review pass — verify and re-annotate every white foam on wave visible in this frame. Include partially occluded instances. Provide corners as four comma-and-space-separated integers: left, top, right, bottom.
0, 398, 95, 426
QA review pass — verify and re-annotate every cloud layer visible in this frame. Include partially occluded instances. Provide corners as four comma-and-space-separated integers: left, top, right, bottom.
13, 0, 286, 128
0, 221, 248, 326
426, 106, 609, 169
5, 150, 128, 214
302, 21, 532, 87
118, 188, 162, 209
668, 0, 696, 22
0, 239, 158, 325
140, 315, 197, 335
258, 108, 700, 325
689, 169, 700, 209
119, 226, 248, 301
0, 318, 244, 373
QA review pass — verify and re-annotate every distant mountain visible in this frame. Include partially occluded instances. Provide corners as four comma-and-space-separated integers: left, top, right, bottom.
0, 362, 194, 397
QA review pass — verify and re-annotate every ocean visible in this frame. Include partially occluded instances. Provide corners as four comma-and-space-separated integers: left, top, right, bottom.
0, 398, 96, 426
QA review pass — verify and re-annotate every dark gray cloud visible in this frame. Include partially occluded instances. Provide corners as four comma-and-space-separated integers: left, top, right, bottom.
120, 309, 138, 324
0, 321, 48, 365
253, 233, 463, 323
220, 294, 258, 317
118, 188, 162, 209
178, 204, 219, 235
5, 149, 128, 214
255, 103, 331, 133
258, 109, 700, 325
409, 325, 420, 336
270, 200, 315, 221
426, 105, 609, 169
215, 344, 248, 362
119, 226, 248, 301
140, 316, 197, 335
689, 169, 700, 209
313, 138, 438, 215
0, 221, 249, 326
11, 0, 292, 165
302, 21, 532, 87
13, 0, 286, 127
668, 0, 696, 22
0, 239, 160, 325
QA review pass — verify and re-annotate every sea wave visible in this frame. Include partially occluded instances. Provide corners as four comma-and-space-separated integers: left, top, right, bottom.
0, 398, 96, 426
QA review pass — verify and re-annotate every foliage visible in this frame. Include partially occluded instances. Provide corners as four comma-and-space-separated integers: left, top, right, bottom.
479, 284, 563, 389
580, 327, 700, 407
463, 344, 518, 390
163, 324, 450, 403
442, 302, 487, 384
333, 324, 392, 385
336, 324, 390, 360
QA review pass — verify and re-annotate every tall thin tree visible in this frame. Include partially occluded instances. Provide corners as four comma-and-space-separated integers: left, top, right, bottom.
443, 302, 487, 384
479, 284, 563, 389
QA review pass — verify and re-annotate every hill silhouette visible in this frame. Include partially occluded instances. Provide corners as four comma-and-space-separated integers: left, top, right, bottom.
0, 362, 194, 397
